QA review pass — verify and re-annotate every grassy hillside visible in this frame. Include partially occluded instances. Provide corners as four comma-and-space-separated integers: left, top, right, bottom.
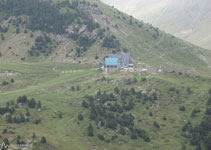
0, 62, 211, 150
101, 0, 211, 50
0, 0, 211, 150
0, 0, 211, 74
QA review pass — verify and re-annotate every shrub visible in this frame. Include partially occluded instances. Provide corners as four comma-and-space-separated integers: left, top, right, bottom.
179, 106, 186, 111
32, 133, 36, 138
2, 81, 9, 86
82, 100, 88, 108
88, 123, 94, 137
28, 98, 36, 108
153, 121, 160, 128
102, 35, 120, 49
98, 134, 105, 141
119, 127, 126, 135
41, 136, 47, 143
3, 129, 7, 134
78, 114, 84, 121
106, 119, 117, 130
10, 78, 14, 83
59, 113, 62, 119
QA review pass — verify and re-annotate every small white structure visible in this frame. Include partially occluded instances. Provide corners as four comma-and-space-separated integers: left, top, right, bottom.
122, 64, 134, 72
141, 69, 148, 72
157, 68, 164, 73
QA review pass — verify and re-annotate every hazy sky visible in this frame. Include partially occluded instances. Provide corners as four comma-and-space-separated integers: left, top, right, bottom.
100, 0, 169, 20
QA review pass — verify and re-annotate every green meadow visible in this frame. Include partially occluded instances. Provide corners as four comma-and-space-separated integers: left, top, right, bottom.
0, 62, 210, 150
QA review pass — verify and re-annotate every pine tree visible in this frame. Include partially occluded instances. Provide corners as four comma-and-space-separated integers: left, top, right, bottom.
59, 113, 62, 119
114, 87, 119, 94
78, 114, 84, 121
88, 123, 94, 137
32, 133, 36, 138
37, 101, 42, 109
119, 127, 126, 135
82, 100, 88, 108
10, 78, 14, 83
41, 136, 47, 143
6, 114, 13, 123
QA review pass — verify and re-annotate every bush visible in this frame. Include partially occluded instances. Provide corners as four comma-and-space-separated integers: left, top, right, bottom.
10, 78, 14, 83
2, 81, 9, 86
17, 95, 28, 104
1, 33, 5, 40
114, 87, 119, 94
34, 119, 41, 124
205, 107, 211, 115
59, 113, 62, 119
119, 127, 126, 135
106, 119, 117, 130
82, 100, 88, 108
32, 133, 36, 138
3, 129, 7, 134
28, 98, 36, 108
41, 136, 47, 143
88, 123, 94, 137
141, 77, 146, 81
209, 89, 211, 95
77, 36, 95, 47
179, 106, 186, 111
153, 121, 160, 128
78, 114, 84, 121
28, 35, 53, 56
16, 28, 20, 34
131, 132, 137, 139
98, 134, 105, 141
102, 35, 120, 49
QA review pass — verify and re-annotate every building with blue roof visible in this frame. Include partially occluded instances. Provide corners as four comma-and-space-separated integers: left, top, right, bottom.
105, 58, 119, 66
104, 53, 132, 72
104, 58, 119, 72
109, 54, 130, 67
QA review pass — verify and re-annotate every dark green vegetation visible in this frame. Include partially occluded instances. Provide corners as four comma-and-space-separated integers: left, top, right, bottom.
1, 95, 42, 123
0, 0, 78, 34
182, 95, 211, 150
28, 35, 55, 56
81, 87, 152, 142
0, 0, 102, 57
0, 0, 211, 150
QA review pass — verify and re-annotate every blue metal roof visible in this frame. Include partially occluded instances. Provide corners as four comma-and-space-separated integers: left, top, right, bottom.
105, 58, 118, 66
109, 54, 130, 67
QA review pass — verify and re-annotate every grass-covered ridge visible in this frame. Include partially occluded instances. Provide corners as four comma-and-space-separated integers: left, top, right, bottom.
0, 62, 211, 150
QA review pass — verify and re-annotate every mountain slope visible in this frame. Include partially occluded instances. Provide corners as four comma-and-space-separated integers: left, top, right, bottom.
1, 1, 211, 150
101, 0, 211, 50
0, 0, 211, 75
